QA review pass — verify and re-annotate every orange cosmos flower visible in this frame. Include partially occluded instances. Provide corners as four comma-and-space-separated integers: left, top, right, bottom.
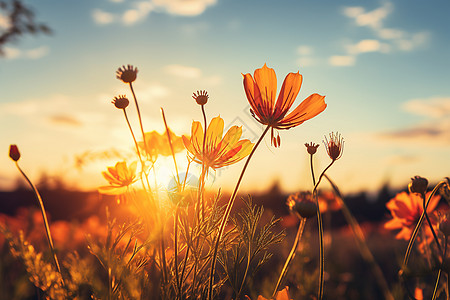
98, 161, 138, 195
245, 287, 293, 300
139, 129, 184, 163
242, 64, 327, 146
182, 116, 254, 170
384, 191, 441, 240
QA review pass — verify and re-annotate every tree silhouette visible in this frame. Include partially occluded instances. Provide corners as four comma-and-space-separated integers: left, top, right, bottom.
0, 0, 51, 55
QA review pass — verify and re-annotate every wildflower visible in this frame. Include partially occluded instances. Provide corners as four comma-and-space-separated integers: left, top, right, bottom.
323, 132, 344, 161
111, 95, 129, 109
98, 161, 138, 195
408, 176, 428, 194
192, 90, 208, 105
287, 191, 317, 219
9, 144, 20, 161
385, 191, 441, 240
139, 130, 185, 163
305, 142, 319, 155
116, 64, 138, 83
182, 116, 254, 170
242, 63, 326, 147
246, 286, 293, 300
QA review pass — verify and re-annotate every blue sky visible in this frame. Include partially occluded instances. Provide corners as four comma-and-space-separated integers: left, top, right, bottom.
1, 0, 449, 195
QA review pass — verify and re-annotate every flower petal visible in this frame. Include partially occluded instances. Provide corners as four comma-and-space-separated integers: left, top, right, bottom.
254, 63, 277, 116
273, 72, 302, 119
276, 93, 326, 129
98, 185, 128, 195
206, 116, 224, 152
243, 73, 264, 119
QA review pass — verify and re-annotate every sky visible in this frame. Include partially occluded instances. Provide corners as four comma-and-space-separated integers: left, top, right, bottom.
1, 0, 449, 196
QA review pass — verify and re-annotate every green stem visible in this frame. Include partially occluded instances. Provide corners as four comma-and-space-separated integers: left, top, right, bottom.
208, 125, 270, 300
272, 217, 307, 297
15, 162, 64, 286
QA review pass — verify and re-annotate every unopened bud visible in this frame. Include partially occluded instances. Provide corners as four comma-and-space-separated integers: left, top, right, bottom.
408, 176, 428, 194
9, 144, 20, 161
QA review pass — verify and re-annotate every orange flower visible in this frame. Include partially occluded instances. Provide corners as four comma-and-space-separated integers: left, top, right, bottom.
385, 191, 441, 240
242, 64, 326, 146
245, 287, 292, 300
139, 129, 184, 163
98, 161, 138, 195
182, 116, 254, 170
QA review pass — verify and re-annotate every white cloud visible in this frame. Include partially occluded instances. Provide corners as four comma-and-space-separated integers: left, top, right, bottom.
297, 57, 316, 67
164, 64, 202, 78
346, 39, 391, 54
93, 0, 217, 26
3, 46, 49, 60
343, 2, 392, 30
0, 12, 10, 29
297, 45, 313, 56
332, 2, 430, 66
92, 9, 116, 25
26, 46, 50, 59
401, 97, 450, 118
153, 0, 217, 16
329, 55, 355, 66
122, 2, 154, 25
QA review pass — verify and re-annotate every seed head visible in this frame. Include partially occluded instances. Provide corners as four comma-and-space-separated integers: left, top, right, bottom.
112, 95, 129, 109
192, 90, 209, 105
9, 144, 20, 161
305, 142, 319, 155
116, 64, 138, 83
323, 132, 344, 161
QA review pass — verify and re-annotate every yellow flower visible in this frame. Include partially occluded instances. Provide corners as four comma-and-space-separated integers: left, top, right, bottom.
243, 64, 326, 146
182, 116, 254, 170
98, 161, 138, 195
139, 129, 184, 163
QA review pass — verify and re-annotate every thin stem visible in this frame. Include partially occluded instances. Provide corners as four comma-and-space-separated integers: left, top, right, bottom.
174, 206, 181, 298
421, 191, 443, 257
312, 160, 335, 300
310, 154, 316, 186
161, 107, 180, 185
324, 174, 394, 300
122, 109, 145, 167
200, 104, 208, 220
402, 182, 447, 270
272, 218, 307, 297
129, 82, 148, 155
208, 125, 271, 300
15, 162, 64, 285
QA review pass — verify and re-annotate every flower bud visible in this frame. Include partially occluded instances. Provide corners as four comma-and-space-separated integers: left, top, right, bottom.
287, 191, 317, 219
9, 144, 20, 161
116, 64, 138, 83
408, 176, 428, 194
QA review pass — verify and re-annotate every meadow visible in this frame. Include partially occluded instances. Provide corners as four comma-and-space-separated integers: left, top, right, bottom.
1, 64, 449, 300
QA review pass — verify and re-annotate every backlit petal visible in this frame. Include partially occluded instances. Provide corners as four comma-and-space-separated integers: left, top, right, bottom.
206, 116, 224, 151
277, 93, 326, 129
254, 64, 277, 115
274, 72, 302, 119
243, 73, 263, 119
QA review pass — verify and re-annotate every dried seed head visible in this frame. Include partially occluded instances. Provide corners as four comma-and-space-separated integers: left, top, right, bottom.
323, 132, 344, 161
9, 144, 20, 161
116, 64, 138, 83
112, 95, 129, 109
192, 90, 209, 105
408, 176, 428, 194
305, 142, 319, 155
